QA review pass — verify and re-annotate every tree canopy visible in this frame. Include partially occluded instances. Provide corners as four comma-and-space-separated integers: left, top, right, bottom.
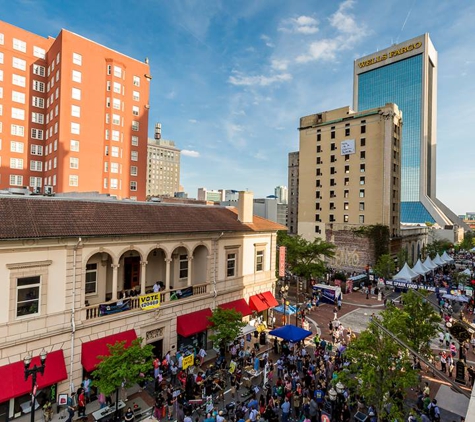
208, 307, 246, 351
92, 338, 154, 396
373, 254, 395, 279
277, 231, 335, 280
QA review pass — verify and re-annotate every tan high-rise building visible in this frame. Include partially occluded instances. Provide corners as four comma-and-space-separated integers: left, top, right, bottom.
288, 151, 299, 235
0, 20, 151, 200
298, 103, 402, 240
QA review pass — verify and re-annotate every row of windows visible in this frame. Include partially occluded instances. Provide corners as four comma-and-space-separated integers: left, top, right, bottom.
316, 176, 366, 187
315, 202, 366, 212
316, 151, 366, 164
316, 189, 366, 199
106, 65, 141, 87
316, 121, 366, 142
102, 178, 138, 191
0, 35, 46, 58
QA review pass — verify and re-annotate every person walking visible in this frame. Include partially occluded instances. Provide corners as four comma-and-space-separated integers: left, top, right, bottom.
333, 306, 338, 321
281, 397, 291, 422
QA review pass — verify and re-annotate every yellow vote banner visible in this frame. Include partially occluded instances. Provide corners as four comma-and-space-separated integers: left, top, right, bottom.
139, 292, 161, 311
182, 354, 194, 370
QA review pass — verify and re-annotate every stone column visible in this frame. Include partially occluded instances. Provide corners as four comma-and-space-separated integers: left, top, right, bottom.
111, 263, 120, 301
140, 260, 148, 294
165, 258, 172, 290
187, 256, 193, 287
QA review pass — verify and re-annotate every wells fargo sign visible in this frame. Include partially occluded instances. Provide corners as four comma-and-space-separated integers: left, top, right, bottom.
357, 41, 422, 69
139, 292, 161, 311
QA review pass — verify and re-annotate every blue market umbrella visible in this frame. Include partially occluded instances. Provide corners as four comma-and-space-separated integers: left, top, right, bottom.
269, 324, 312, 342
273, 304, 297, 315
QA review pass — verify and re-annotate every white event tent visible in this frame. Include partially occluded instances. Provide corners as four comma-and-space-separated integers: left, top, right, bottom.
393, 263, 420, 281
441, 251, 454, 263
412, 259, 431, 275
423, 256, 438, 270
433, 253, 445, 266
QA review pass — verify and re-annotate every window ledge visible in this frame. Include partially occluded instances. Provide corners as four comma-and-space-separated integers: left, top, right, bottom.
7, 260, 52, 270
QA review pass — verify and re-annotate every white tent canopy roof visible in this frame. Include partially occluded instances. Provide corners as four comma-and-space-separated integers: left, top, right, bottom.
433, 253, 445, 266
441, 251, 454, 263
393, 263, 420, 281
423, 256, 437, 270
412, 259, 431, 275
461, 268, 472, 276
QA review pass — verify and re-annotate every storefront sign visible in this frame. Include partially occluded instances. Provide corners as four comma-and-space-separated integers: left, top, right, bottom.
182, 354, 194, 370
139, 293, 161, 311
279, 246, 286, 278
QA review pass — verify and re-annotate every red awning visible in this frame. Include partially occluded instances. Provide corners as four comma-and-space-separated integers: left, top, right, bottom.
0, 350, 67, 403
177, 308, 212, 338
249, 291, 279, 312
219, 299, 253, 317
81, 329, 137, 372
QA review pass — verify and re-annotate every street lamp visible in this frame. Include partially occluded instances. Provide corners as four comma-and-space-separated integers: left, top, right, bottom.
328, 387, 337, 419
335, 382, 345, 419
24, 349, 47, 422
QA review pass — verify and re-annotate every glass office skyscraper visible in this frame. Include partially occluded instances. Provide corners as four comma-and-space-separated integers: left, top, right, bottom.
354, 34, 454, 226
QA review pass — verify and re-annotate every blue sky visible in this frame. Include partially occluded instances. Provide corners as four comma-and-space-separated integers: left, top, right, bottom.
4, 0, 473, 214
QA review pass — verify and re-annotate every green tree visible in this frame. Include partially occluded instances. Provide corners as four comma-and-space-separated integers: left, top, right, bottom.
460, 231, 475, 251
396, 247, 409, 269
208, 307, 246, 352
352, 224, 390, 263
92, 338, 154, 410
384, 290, 441, 356
373, 254, 395, 279
277, 231, 335, 280
422, 239, 453, 259
342, 311, 419, 421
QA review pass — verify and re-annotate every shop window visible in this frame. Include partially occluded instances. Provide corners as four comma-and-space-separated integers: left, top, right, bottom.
16, 276, 40, 317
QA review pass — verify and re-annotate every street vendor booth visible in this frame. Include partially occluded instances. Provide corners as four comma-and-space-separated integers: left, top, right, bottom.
176, 308, 213, 357
249, 291, 278, 327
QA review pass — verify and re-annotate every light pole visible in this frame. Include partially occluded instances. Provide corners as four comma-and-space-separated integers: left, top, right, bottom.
335, 381, 345, 418
328, 387, 337, 419
24, 349, 47, 422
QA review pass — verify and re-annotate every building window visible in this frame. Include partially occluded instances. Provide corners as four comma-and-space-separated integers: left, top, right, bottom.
107, 65, 112, 75
112, 130, 120, 141
133, 76, 140, 86
32, 96, 45, 108
359, 202, 365, 211
10, 175, 23, 186
30, 144, 43, 156
113, 82, 121, 94
131, 166, 138, 176
132, 121, 140, 131
33, 64, 45, 77
361, 123, 366, 134
31, 112, 44, 124
33, 80, 45, 92
29, 176, 42, 188
72, 53, 82, 66
71, 105, 81, 118
16, 276, 40, 317
344, 215, 349, 222
110, 162, 119, 173
316, 145, 322, 153
130, 181, 137, 191
112, 114, 120, 125
360, 151, 366, 160
13, 38, 27, 53
113, 66, 122, 78
359, 215, 365, 224
12, 57, 26, 70
71, 122, 80, 134
131, 151, 138, 161
113, 98, 121, 110
331, 131, 335, 139
132, 106, 139, 116
111, 146, 119, 158
30, 160, 43, 171
70, 157, 79, 169
344, 202, 349, 210
33, 46, 46, 59
317, 133, 321, 142
10, 158, 24, 169
85, 263, 97, 295
72, 70, 82, 83
227, 253, 236, 277
110, 178, 118, 189
11, 107, 25, 120
31, 128, 44, 140
72, 87, 81, 100
359, 189, 365, 198
131, 136, 139, 146
12, 74, 26, 87
179, 254, 188, 279
69, 175, 79, 187
255, 250, 264, 272
360, 177, 365, 185
331, 143, 336, 151
360, 164, 365, 173
10, 141, 24, 153
70, 140, 80, 152
360, 138, 366, 147
345, 128, 350, 136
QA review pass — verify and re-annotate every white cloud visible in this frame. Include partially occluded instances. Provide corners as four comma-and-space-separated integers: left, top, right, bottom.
295, 0, 368, 64
182, 150, 200, 158
279, 15, 319, 34
252, 151, 269, 160
165, 90, 176, 99
260, 34, 275, 48
271, 59, 289, 71
189, 119, 198, 124
229, 71, 292, 86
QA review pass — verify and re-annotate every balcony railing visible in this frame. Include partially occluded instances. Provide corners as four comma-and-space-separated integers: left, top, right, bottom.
84, 283, 209, 320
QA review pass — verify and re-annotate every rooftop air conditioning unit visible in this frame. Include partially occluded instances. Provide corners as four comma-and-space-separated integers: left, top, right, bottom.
44, 186, 53, 196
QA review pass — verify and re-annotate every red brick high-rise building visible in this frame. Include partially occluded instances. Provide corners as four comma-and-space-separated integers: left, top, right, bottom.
0, 21, 151, 200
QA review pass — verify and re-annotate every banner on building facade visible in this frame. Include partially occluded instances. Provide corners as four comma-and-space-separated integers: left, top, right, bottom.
279, 246, 286, 278
139, 292, 161, 311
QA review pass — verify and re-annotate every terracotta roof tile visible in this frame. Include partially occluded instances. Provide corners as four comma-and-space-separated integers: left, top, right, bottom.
0, 197, 282, 240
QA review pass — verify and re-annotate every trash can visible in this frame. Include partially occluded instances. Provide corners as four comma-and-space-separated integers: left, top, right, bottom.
259, 332, 266, 345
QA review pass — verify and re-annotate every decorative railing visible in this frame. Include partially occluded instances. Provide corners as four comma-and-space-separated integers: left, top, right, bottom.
84, 283, 209, 320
